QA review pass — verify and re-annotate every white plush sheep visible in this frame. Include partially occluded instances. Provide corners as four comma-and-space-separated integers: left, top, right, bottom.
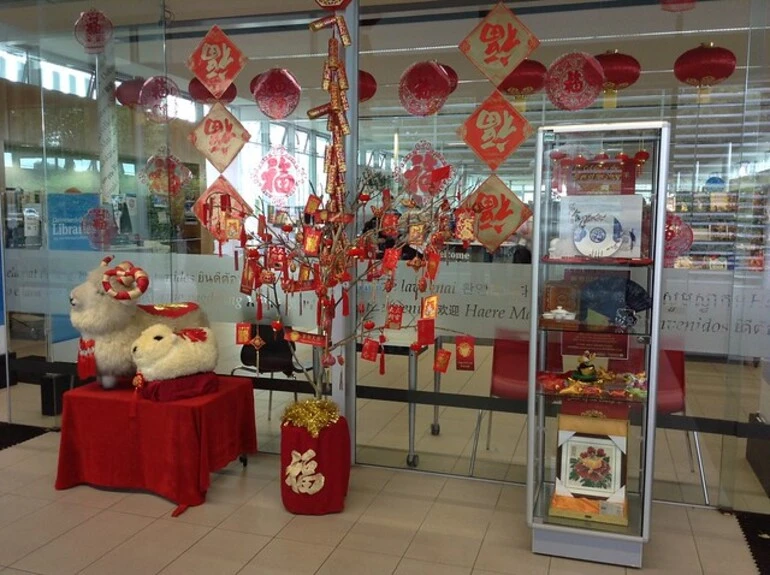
69, 256, 207, 388
131, 324, 218, 382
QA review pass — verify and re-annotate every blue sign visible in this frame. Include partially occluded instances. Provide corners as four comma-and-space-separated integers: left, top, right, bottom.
704, 176, 726, 194
47, 194, 102, 251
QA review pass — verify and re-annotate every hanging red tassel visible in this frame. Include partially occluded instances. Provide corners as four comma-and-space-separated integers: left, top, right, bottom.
330, 295, 336, 319
316, 298, 323, 327
342, 288, 349, 316
234, 249, 240, 271
256, 294, 263, 321
240, 223, 247, 248
378, 334, 386, 375
217, 241, 222, 257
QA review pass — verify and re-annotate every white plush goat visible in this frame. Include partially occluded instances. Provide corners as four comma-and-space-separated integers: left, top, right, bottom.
131, 324, 218, 382
69, 256, 208, 388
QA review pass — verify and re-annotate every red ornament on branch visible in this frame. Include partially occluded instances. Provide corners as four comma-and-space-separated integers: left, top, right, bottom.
399, 61, 452, 116
594, 50, 641, 109
359, 70, 377, 102
498, 58, 546, 112
252, 68, 302, 120
188, 78, 237, 104
674, 43, 736, 104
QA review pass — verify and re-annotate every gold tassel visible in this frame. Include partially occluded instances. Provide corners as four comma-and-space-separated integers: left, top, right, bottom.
697, 86, 711, 104
603, 89, 618, 109
513, 96, 526, 113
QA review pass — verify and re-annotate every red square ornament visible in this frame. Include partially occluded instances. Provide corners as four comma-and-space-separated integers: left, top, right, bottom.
462, 175, 532, 253
459, 2, 539, 88
459, 90, 533, 172
455, 335, 476, 371
190, 102, 251, 173
193, 176, 253, 243
417, 318, 435, 346
386, 304, 404, 329
187, 25, 246, 100
361, 338, 379, 362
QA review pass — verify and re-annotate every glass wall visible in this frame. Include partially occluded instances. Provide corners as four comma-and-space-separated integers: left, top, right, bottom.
0, 0, 768, 513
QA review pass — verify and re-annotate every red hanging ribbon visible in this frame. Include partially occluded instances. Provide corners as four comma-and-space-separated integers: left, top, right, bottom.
330, 295, 336, 319
342, 288, 349, 316
234, 249, 239, 271
378, 334, 386, 375
256, 295, 263, 320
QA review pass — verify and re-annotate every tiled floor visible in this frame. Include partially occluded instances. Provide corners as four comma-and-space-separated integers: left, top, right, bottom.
0, 432, 760, 575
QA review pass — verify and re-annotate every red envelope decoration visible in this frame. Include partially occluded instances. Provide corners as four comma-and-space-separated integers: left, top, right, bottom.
459, 90, 533, 171
421, 295, 439, 320
361, 337, 379, 361
382, 247, 401, 271
187, 25, 246, 100
425, 250, 441, 280
459, 2, 539, 88
454, 208, 476, 243
417, 318, 435, 346
545, 52, 604, 111
382, 213, 400, 237
455, 335, 476, 370
305, 195, 322, 214
267, 245, 287, 269
239, 260, 259, 295
236, 322, 252, 344
386, 304, 404, 329
433, 348, 452, 373
190, 102, 251, 173
462, 175, 532, 253
303, 226, 322, 256
193, 175, 254, 244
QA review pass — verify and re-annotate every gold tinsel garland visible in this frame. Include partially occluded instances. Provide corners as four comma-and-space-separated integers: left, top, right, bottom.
281, 398, 340, 438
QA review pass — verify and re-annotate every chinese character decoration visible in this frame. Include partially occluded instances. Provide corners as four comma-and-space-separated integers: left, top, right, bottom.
189, 102, 251, 173
398, 61, 452, 117
545, 52, 604, 111
192, 175, 253, 248
186, 25, 246, 100
252, 147, 307, 206
81, 207, 118, 250
498, 58, 547, 112
138, 76, 180, 124
394, 141, 455, 203
594, 51, 641, 109
188, 77, 237, 104
462, 175, 532, 252
459, 90, 533, 171
139, 148, 193, 197
459, 2, 539, 89
74, 9, 113, 55
285, 449, 326, 495
251, 68, 302, 120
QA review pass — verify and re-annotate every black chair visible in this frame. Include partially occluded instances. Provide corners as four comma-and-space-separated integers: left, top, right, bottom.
231, 324, 311, 420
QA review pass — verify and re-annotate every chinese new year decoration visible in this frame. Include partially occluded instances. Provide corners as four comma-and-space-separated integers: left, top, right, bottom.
189, 102, 251, 173
459, 1, 539, 88
664, 213, 693, 267
74, 9, 113, 54
252, 68, 302, 120
459, 90, 533, 171
546, 52, 604, 111
139, 149, 193, 197
674, 43, 736, 104
394, 140, 455, 203
359, 70, 377, 102
399, 61, 452, 116
661, 0, 695, 11
81, 207, 118, 250
253, 147, 308, 206
186, 25, 246, 100
192, 175, 252, 248
594, 50, 641, 109
462, 175, 532, 252
115, 78, 144, 108
139, 76, 180, 124
498, 58, 546, 112
439, 64, 459, 94
188, 77, 237, 104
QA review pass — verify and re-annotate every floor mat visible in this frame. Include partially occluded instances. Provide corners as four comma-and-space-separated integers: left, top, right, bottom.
736, 510, 770, 575
0, 422, 48, 450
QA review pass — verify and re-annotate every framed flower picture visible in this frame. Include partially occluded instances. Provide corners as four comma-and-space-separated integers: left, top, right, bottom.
560, 435, 622, 499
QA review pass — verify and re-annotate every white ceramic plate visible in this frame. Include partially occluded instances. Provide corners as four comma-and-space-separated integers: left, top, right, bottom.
574, 220, 622, 258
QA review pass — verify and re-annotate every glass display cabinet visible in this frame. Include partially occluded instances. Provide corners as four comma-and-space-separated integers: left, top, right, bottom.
526, 122, 670, 568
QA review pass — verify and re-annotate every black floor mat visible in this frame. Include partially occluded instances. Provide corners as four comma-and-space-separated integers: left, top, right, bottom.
736, 510, 770, 575
0, 422, 48, 450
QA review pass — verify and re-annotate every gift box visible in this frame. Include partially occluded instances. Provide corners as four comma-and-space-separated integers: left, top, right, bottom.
280, 416, 351, 515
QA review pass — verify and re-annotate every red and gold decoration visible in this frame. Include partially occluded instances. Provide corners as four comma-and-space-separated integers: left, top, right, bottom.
674, 42, 736, 103
664, 212, 694, 267
462, 175, 532, 252
139, 76, 180, 124
188, 77, 237, 104
192, 176, 253, 246
186, 25, 246, 100
550, 149, 637, 195
498, 58, 546, 112
252, 68, 302, 120
594, 50, 641, 109
395, 140, 455, 202
115, 78, 144, 108
74, 9, 113, 54
80, 207, 118, 250
253, 147, 308, 206
189, 102, 251, 173
455, 335, 476, 370
459, 1, 539, 88
359, 70, 378, 102
459, 90, 533, 172
139, 148, 193, 197
546, 52, 604, 111
433, 349, 451, 373
399, 60, 452, 117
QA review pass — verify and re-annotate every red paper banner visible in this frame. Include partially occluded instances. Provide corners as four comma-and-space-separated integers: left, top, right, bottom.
455, 335, 476, 371
236, 322, 251, 344
563, 160, 636, 195
417, 318, 435, 346
433, 348, 452, 373
386, 304, 404, 329
361, 337, 379, 361
285, 329, 328, 347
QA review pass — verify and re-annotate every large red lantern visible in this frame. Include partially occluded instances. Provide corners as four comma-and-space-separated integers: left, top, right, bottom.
595, 50, 641, 109
674, 43, 736, 103
398, 61, 452, 117
115, 78, 145, 108
188, 78, 237, 104
252, 68, 302, 120
359, 70, 377, 103
498, 59, 546, 112
661, 0, 695, 11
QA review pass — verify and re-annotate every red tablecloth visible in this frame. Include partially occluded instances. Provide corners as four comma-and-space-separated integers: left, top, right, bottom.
55, 376, 257, 515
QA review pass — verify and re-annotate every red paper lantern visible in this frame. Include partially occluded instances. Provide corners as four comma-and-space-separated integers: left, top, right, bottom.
74, 9, 113, 54
399, 61, 452, 117
439, 64, 459, 94
498, 59, 547, 112
252, 68, 301, 120
115, 78, 145, 108
594, 50, 641, 108
359, 70, 377, 103
674, 43, 736, 103
661, 0, 695, 11
188, 78, 237, 104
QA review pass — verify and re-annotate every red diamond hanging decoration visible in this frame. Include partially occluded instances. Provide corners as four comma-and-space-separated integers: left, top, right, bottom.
193, 176, 253, 244
462, 175, 532, 253
459, 90, 532, 171
189, 102, 251, 173
459, 2, 539, 89
187, 25, 246, 100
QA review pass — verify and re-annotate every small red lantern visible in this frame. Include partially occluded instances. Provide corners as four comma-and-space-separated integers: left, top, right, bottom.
359, 70, 377, 103
595, 50, 641, 109
252, 68, 302, 120
661, 0, 695, 12
498, 59, 547, 112
439, 64, 459, 94
188, 78, 237, 104
74, 9, 113, 54
115, 78, 145, 108
674, 43, 736, 103
399, 61, 452, 117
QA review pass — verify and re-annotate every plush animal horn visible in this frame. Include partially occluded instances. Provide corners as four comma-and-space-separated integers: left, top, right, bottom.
100, 255, 115, 267
102, 265, 150, 301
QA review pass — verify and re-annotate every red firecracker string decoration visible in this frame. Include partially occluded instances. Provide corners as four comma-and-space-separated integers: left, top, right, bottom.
674, 43, 736, 104
594, 50, 641, 109
498, 59, 547, 112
